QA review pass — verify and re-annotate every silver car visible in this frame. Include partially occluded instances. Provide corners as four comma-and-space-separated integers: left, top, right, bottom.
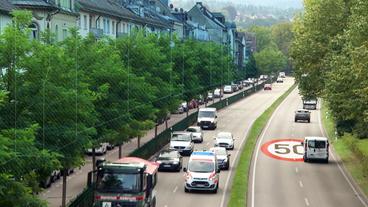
185, 126, 203, 143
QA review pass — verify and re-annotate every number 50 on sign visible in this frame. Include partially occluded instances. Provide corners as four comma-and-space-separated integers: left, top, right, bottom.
261, 139, 304, 162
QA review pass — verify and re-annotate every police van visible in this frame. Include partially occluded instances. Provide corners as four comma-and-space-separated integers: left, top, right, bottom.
302, 137, 329, 163
183, 151, 220, 193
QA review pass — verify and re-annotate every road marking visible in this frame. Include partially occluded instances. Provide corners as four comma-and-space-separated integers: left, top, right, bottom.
220, 122, 255, 207
295, 167, 299, 173
299, 180, 304, 188
261, 138, 304, 162
251, 90, 291, 207
317, 106, 368, 207
304, 198, 310, 206
173, 186, 178, 193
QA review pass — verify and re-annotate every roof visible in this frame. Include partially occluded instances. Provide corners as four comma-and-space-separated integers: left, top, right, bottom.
114, 157, 159, 175
217, 132, 232, 137
199, 107, 216, 111
305, 137, 328, 141
190, 2, 226, 29
76, 0, 136, 20
0, 0, 14, 13
191, 151, 215, 157
11, 0, 55, 9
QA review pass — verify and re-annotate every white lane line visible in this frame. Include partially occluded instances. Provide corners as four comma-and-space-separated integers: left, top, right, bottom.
220, 122, 255, 207
299, 180, 304, 188
173, 186, 178, 193
304, 198, 310, 206
295, 167, 299, 174
318, 105, 368, 207
251, 90, 291, 207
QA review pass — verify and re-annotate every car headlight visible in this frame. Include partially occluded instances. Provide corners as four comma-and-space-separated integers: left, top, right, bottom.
185, 146, 192, 149
156, 160, 162, 164
173, 161, 179, 164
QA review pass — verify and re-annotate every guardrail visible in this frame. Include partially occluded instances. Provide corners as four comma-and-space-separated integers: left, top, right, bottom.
67, 81, 267, 207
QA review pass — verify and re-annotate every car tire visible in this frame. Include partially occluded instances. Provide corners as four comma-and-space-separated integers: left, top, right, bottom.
325, 158, 329, 163
225, 163, 230, 170
308, 119, 310, 123
212, 185, 218, 194
150, 198, 156, 207
184, 187, 189, 193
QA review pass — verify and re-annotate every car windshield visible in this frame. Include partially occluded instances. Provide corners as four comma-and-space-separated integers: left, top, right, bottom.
158, 151, 178, 160
186, 128, 199, 132
198, 111, 215, 118
212, 148, 227, 156
218, 133, 232, 139
171, 134, 191, 141
96, 172, 141, 193
224, 86, 231, 90
304, 99, 317, 104
308, 140, 326, 148
188, 160, 214, 173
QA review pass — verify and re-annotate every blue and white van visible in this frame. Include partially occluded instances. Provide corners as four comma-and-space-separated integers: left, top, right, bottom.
183, 151, 220, 193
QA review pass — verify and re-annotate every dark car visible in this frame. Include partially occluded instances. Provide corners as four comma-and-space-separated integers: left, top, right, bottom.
295, 109, 311, 123
155, 150, 183, 172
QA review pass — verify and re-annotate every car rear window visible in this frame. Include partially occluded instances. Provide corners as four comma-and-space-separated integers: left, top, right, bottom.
308, 140, 326, 148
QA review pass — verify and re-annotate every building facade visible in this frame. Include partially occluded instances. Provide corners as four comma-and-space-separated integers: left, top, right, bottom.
0, 0, 13, 34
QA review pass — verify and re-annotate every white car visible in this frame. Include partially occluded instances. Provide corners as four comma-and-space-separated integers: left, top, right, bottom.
185, 126, 203, 143
214, 88, 223, 98
214, 132, 235, 150
223, 85, 233, 94
302, 137, 329, 163
207, 92, 214, 100
210, 147, 230, 170
276, 77, 283, 83
184, 151, 220, 193
86, 143, 108, 155
170, 131, 194, 156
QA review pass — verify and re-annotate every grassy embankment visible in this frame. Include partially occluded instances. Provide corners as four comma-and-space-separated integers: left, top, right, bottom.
228, 84, 297, 207
321, 101, 368, 196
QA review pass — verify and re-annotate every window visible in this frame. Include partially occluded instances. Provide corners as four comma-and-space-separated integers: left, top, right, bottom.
103, 18, 107, 34
58, 0, 71, 10
97, 19, 100, 29
107, 19, 110, 34
62, 28, 67, 40
29, 22, 39, 40
96, 172, 141, 193
55, 25, 59, 41
83, 15, 87, 30
112, 21, 115, 34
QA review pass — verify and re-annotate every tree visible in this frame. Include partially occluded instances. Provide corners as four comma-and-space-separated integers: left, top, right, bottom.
248, 26, 277, 51
245, 54, 259, 78
254, 47, 287, 74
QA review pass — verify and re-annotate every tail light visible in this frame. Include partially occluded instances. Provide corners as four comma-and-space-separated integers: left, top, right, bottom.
95, 195, 101, 200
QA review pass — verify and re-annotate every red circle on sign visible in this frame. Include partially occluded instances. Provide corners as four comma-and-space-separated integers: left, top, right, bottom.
261, 138, 304, 162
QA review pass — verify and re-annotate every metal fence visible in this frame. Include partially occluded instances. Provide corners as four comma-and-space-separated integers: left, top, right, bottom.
67, 81, 267, 207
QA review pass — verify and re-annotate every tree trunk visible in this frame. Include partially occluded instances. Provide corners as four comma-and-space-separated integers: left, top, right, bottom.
61, 169, 67, 207
92, 148, 96, 182
186, 101, 189, 117
137, 136, 141, 148
155, 125, 158, 138
118, 144, 122, 159
165, 119, 168, 129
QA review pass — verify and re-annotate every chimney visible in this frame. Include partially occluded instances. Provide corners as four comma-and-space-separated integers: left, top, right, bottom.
170, 3, 174, 9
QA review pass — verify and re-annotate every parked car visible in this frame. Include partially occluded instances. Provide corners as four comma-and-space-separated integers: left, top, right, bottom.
86, 143, 108, 156
264, 84, 272, 90
231, 84, 239, 92
214, 88, 223, 98
197, 95, 206, 105
214, 132, 235, 150
51, 170, 61, 182
236, 81, 243, 89
96, 157, 106, 167
188, 99, 199, 109
207, 92, 214, 101
175, 102, 189, 114
155, 149, 183, 172
295, 109, 311, 123
210, 147, 230, 170
185, 126, 203, 143
276, 77, 284, 83
224, 85, 233, 94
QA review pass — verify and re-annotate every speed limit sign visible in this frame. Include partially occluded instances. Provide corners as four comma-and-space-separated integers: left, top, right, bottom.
261, 139, 304, 162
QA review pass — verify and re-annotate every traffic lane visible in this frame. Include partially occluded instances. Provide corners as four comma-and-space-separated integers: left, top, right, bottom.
39, 84, 259, 206
156, 78, 294, 207
252, 88, 366, 207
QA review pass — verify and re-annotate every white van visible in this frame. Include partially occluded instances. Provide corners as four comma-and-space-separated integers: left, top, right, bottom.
302, 137, 329, 163
183, 151, 220, 193
197, 108, 217, 129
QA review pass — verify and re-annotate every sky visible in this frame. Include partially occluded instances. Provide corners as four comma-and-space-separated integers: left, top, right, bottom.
169, 0, 303, 9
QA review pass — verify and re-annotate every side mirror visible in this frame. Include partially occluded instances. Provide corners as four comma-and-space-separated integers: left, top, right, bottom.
216, 168, 221, 173
183, 167, 187, 172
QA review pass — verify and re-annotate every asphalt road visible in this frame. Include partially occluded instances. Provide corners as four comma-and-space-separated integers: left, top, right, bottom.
249, 88, 368, 207
155, 78, 295, 207
40, 81, 265, 207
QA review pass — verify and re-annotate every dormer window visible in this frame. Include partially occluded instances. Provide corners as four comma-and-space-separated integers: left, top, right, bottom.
57, 0, 73, 10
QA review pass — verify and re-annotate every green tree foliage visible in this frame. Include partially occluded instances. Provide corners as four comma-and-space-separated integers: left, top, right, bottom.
254, 47, 287, 74
245, 54, 259, 78
291, 0, 368, 138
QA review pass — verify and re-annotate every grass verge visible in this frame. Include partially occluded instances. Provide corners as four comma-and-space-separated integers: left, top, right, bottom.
228, 84, 297, 207
321, 101, 368, 197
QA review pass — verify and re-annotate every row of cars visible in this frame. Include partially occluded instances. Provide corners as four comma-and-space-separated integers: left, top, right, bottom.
154, 107, 237, 193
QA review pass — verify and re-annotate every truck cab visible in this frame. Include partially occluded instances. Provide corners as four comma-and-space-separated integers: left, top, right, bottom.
197, 108, 218, 130
93, 157, 158, 207
303, 98, 317, 110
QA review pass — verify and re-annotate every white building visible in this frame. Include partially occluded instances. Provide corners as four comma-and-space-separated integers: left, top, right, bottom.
0, 0, 13, 34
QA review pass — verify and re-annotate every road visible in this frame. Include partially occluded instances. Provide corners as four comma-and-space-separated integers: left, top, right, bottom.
249, 88, 368, 207
40, 81, 264, 207
155, 78, 295, 207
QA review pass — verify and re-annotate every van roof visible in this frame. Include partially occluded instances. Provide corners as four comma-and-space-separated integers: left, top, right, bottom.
199, 108, 216, 112
190, 151, 216, 161
305, 137, 328, 141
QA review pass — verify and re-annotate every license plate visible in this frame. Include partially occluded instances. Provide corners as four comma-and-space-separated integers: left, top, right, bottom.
203, 126, 208, 128
196, 184, 205, 187
164, 165, 171, 167
102, 202, 111, 207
